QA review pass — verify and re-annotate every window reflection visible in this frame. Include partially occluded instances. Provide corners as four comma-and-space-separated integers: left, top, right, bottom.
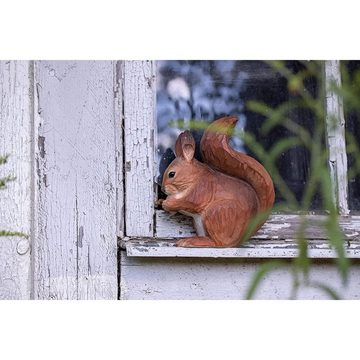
156, 60, 320, 209
343, 61, 360, 211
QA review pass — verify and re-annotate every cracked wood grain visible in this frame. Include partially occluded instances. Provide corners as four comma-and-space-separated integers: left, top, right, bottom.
0, 61, 32, 299
120, 254, 360, 299
115, 61, 125, 238
325, 60, 349, 215
123, 61, 156, 237
155, 210, 360, 240
33, 61, 118, 299
124, 237, 360, 258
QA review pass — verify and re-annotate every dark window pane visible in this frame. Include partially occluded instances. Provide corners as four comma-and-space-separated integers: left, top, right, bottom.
156, 60, 321, 210
343, 61, 360, 211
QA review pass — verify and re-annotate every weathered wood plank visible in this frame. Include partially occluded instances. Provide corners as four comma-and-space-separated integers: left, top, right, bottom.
114, 61, 125, 238
155, 210, 360, 240
33, 61, 118, 299
0, 61, 32, 299
123, 60, 156, 237
325, 60, 349, 215
120, 253, 360, 299
0, 237, 31, 299
155, 210, 196, 238
124, 238, 360, 258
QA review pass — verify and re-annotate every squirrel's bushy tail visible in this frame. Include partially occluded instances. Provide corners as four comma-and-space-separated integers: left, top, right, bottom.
200, 116, 275, 214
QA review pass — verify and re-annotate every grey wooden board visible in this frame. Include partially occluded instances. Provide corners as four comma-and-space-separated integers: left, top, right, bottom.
0, 237, 31, 300
325, 60, 349, 215
155, 210, 360, 240
0, 61, 32, 299
123, 60, 156, 237
114, 61, 125, 238
124, 238, 360, 258
33, 61, 118, 299
120, 252, 360, 300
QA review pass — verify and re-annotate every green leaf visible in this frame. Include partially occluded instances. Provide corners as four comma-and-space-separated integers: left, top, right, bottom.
245, 260, 286, 299
247, 101, 273, 117
0, 230, 28, 238
259, 99, 307, 134
1, 154, 27, 239
241, 208, 272, 244
325, 216, 349, 285
0, 154, 9, 165
0, 175, 15, 190
317, 171, 349, 284
268, 137, 302, 163
266, 60, 288, 75
169, 119, 209, 131
309, 282, 341, 300
288, 74, 303, 93
239, 131, 299, 207
295, 239, 310, 280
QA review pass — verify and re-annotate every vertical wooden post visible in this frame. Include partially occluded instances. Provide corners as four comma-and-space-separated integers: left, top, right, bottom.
325, 60, 349, 215
123, 61, 156, 237
0, 61, 32, 299
33, 61, 119, 299
115, 61, 125, 239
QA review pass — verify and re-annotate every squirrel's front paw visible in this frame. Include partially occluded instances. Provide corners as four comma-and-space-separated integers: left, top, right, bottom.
160, 198, 177, 215
161, 199, 171, 212
155, 199, 164, 208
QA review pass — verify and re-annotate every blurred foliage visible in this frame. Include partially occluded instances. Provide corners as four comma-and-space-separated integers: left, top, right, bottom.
172, 60, 360, 299
244, 61, 360, 299
244, 61, 356, 299
0, 154, 27, 238
0, 155, 15, 190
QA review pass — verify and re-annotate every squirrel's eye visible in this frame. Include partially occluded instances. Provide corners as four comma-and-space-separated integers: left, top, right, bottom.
168, 171, 176, 178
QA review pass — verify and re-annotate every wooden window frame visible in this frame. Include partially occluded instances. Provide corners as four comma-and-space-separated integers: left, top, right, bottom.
121, 60, 360, 259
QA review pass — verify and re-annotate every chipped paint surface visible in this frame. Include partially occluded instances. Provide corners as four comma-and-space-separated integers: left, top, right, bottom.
33, 61, 118, 299
124, 237, 360, 258
155, 210, 360, 240
0, 61, 32, 299
2, 60, 360, 300
120, 253, 360, 299
325, 61, 349, 215
124, 61, 156, 237
119, 60, 360, 299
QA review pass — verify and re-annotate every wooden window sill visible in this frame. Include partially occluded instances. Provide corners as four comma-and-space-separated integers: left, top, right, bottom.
122, 238, 360, 259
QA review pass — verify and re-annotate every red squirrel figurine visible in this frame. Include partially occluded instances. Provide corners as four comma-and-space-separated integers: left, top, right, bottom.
160, 116, 275, 248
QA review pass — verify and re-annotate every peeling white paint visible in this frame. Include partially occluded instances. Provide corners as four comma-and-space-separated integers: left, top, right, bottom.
33, 61, 118, 299
124, 61, 156, 237
155, 210, 360, 241
124, 237, 360, 258
120, 253, 360, 300
2, 60, 360, 300
0, 61, 32, 299
325, 60, 349, 215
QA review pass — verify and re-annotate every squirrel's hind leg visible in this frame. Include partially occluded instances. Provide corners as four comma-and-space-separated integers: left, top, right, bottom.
203, 200, 249, 247
176, 200, 249, 248
176, 237, 217, 247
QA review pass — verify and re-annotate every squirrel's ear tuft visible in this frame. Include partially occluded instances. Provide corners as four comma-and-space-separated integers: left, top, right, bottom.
175, 130, 195, 162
